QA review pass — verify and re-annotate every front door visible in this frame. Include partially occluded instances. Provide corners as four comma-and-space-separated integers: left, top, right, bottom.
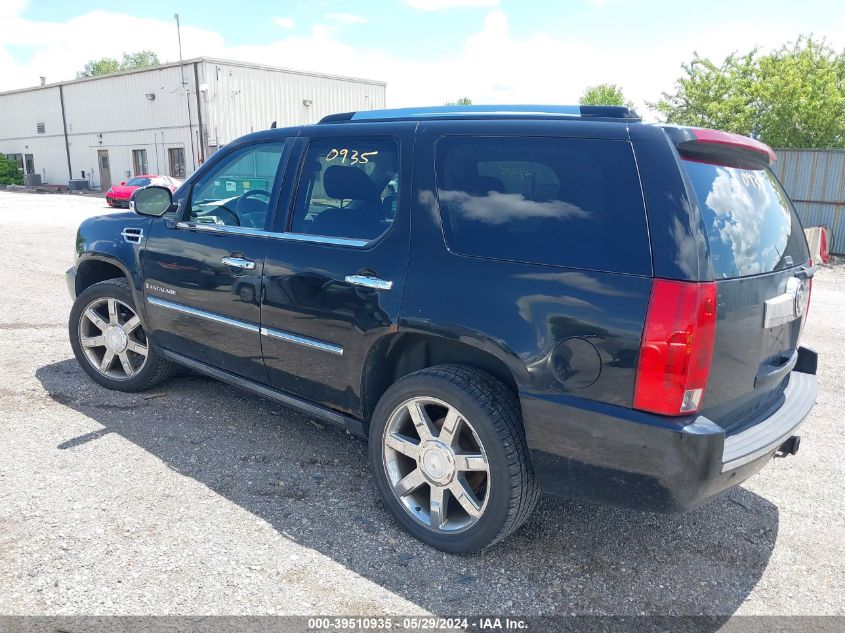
97, 150, 111, 190
142, 139, 290, 382
260, 124, 414, 415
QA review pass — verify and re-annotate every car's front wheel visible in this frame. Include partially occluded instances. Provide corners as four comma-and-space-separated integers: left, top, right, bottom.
69, 278, 174, 392
369, 365, 539, 554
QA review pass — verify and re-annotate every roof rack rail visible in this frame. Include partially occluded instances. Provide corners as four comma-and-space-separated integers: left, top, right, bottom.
318, 104, 640, 124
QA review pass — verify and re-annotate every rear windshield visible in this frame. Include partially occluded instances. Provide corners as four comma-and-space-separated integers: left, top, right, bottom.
682, 161, 808, 278
434, 136, 651, 275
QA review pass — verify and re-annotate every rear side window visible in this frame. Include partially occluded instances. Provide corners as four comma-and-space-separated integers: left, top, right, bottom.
682, 161, 809, 278
434, 136, 651, 274
290, 138, 399, 242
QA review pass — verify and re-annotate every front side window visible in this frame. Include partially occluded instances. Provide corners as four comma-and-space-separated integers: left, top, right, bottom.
189, 142, 286, 230
682, 161, 808, 278
434, 136, 651, 274
289, 138, 399, 242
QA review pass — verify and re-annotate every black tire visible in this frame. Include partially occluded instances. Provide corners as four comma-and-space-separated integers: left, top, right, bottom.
369, 364, 539, 554
69, 278, 175, 392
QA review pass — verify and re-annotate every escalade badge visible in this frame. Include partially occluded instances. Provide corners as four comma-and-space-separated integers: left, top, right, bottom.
145, 282, 176, 295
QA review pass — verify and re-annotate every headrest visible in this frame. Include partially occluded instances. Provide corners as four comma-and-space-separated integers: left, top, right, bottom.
474, 176, 506, 194
324, 165, 377, 200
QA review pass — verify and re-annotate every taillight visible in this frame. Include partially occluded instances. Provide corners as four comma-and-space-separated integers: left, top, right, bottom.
634, 279, 717, 416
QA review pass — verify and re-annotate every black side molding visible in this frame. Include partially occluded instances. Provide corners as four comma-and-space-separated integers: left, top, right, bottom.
159, 348, 369, 438
794, 346, 818, 375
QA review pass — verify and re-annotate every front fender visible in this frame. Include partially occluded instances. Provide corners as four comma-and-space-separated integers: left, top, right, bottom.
73, 212, 153, 316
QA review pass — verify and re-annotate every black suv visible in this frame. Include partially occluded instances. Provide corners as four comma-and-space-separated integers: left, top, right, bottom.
66, 105, 818, 553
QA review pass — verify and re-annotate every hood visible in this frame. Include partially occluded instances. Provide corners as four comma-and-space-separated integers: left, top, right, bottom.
108, 184, 140, 197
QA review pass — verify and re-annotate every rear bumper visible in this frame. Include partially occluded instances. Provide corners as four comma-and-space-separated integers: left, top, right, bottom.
721, 369, 817, 471
523, 348, 818, 512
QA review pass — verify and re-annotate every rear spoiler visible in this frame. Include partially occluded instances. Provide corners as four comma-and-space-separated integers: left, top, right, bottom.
661, 126, 776, 168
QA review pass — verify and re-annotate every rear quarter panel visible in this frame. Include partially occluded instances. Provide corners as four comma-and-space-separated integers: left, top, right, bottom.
404, 120, 653, 448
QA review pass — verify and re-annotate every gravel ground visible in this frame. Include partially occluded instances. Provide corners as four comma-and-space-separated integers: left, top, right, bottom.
0, 190, 843, 619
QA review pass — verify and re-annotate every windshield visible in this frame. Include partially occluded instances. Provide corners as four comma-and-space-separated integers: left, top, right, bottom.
126, 177, 151, 187
682, 161, 808, 278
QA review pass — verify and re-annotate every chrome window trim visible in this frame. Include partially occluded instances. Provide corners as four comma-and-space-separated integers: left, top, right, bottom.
175, 221, 371, 248
146, 296, 260, 333
175, 221, 268, 237
275, 232, 370, 248
260, 326, 343, 356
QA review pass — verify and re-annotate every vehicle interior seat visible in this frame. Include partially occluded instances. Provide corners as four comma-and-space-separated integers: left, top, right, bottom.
312, 165, 385, 240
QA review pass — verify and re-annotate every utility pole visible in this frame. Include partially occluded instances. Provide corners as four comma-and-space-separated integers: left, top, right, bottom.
175, 13, 197, 173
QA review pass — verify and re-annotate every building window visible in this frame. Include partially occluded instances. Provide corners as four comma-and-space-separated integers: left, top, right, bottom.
132, 149, 148, 176
36, 122, 45, 134
5, 154, 23, 171
168, 147, 186, 179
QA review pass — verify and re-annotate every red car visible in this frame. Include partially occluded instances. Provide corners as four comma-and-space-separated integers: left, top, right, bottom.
106, 175, 181, 208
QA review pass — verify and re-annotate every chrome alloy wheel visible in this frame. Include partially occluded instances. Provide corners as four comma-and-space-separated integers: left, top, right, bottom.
78, 297, 148, 380
382, 397, 490, 533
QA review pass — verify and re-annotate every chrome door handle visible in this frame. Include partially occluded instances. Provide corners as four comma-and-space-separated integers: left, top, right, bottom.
344, 275, 393, 290
222, 256, 256, 270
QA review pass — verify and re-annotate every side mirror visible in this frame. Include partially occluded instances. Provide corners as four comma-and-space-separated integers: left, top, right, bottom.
120, 181, 126, 185
131, 185, 172, 217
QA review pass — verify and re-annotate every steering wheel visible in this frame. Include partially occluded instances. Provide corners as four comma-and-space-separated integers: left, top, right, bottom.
235, 189, 270, 229
237, 190, 272, 229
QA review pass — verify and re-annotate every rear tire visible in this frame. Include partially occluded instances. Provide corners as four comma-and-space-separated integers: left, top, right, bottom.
369, 364, 539, 554
69, 278, 174, 392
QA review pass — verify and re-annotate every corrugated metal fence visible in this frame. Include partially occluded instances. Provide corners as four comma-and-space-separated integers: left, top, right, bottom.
772, 149, 845, 255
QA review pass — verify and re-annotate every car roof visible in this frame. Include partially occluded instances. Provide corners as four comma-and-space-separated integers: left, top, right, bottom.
216, 105, 642, 151
318, 104, 641, 124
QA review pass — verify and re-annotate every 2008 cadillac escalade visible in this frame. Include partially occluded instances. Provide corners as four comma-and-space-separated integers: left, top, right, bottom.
66, 105, 818, 553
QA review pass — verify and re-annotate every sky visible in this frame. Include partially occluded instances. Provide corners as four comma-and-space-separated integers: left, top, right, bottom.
2, 0, 845, 117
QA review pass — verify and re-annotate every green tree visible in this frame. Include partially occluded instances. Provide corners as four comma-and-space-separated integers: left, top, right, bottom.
76, 50, 160, 78
0, 155, 23, 186
579, 83, 633, 108
653, 36, 845, 148
76, 57, 121, 78
120, 50, 160, 71
445, 97, 473, 106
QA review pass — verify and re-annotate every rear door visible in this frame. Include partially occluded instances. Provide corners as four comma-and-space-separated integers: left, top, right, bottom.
680, 158, 811, 432
259, 122, 414, 416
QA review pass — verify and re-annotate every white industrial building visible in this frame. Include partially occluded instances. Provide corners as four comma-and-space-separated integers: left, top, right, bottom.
0, 57, 386, 190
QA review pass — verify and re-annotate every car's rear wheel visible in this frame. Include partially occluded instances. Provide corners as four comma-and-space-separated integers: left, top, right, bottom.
369, 365, 539, 554
69, 278, 174, 392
